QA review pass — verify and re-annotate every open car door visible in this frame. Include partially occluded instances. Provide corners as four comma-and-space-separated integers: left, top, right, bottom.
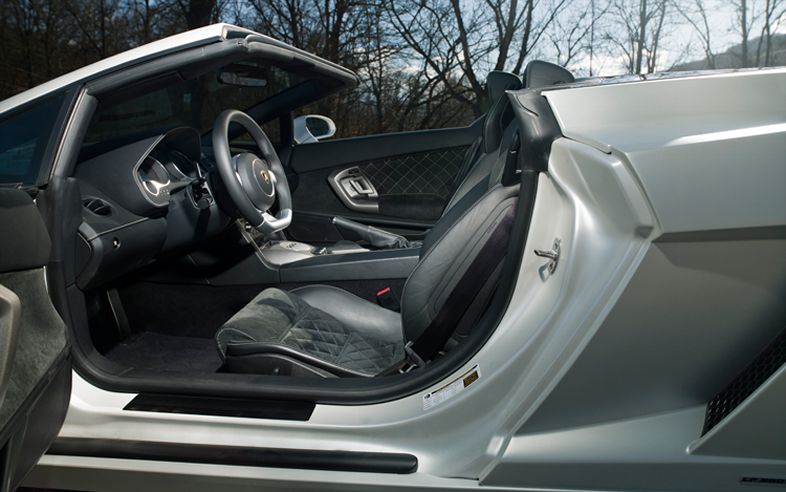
0, 86, 75, 491
0, 188, 71, 491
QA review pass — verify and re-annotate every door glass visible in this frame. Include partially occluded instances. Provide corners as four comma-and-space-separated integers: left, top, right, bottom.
0, 93, 66, 185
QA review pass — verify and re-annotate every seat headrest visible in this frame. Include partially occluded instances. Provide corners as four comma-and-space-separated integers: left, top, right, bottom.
483, 71, 522, 153
522, 60, 575, 89
486, 71, 523, 103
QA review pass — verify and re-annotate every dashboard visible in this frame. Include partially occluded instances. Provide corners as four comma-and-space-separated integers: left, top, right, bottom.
135, 142, 211, 209
74, 127, 232, 289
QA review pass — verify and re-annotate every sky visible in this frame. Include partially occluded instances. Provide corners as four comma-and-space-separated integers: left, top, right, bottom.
543, 0, 786, 76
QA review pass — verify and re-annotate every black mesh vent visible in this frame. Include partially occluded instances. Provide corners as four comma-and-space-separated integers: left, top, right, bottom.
702, 328, 786, 435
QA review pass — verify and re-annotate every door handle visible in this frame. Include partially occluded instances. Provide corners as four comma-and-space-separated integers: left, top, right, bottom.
349, 176, 374, 195
329, 167, 379, 213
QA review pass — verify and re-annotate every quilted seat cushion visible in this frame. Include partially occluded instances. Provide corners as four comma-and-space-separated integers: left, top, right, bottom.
216, 287, 404, 377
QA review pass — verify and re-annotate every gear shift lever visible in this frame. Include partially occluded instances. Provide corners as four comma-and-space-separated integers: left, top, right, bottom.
331, 216, 410, 249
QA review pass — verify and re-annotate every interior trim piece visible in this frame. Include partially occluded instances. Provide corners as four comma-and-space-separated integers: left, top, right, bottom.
279, 248, 419, 282
48, 438, 419, 474
293, 210, 434, 231
0, 285, 21, 409
124, 393, 315, 421
78, 217, 149, 242
289, 120, 482, 174
329, 167, 379, 213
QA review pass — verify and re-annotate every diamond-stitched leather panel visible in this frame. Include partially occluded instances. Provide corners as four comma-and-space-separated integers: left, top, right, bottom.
216, 288, 403, 376
357, 146, 470, 201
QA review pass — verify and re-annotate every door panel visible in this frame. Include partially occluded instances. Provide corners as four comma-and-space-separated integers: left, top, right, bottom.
0, 188, 71, 491
287, 121, 481, 243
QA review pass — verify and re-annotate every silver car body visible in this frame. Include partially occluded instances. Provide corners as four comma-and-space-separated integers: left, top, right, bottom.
7, 24, 784, 491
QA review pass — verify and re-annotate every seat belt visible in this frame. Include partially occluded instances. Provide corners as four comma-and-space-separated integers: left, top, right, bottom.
404, 202, 517, 366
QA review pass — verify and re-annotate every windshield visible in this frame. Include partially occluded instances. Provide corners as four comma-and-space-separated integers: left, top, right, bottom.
82, 60, 305, 151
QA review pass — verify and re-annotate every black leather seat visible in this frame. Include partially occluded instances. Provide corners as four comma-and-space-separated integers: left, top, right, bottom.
215, 63, 573, 377
217, 286, 403, 377
216, 159, 521, 377
442, 70, 522, 214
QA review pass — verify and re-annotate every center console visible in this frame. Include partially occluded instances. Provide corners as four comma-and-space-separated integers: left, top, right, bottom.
253, 239, 370, 266
235, 221, 421, 284
277, 246, 420, 283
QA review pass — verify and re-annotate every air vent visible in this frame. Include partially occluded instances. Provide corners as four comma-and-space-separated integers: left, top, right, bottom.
83, 198, 112, 216
702, 327, 786, 435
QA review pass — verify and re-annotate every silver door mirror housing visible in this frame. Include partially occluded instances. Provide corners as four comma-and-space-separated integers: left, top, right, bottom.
294, 115, 337, 144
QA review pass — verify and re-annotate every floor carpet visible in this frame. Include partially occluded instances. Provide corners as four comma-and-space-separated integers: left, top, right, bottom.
104, 332, 222, 373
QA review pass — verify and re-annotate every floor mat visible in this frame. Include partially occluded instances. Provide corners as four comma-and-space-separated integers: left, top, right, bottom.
118, 283, 262, 339
117, 280, 406, 339
105, 332, 222, 373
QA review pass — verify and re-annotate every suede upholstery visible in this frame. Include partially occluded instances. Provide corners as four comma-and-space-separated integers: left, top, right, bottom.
217, 287, 404, 377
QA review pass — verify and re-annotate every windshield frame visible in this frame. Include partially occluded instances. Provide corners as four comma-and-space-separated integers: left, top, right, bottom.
82, 60, 311, 151
75, 36, 357, 163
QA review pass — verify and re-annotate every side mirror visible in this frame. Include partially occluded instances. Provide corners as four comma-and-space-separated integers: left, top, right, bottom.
293, 115, 336, 144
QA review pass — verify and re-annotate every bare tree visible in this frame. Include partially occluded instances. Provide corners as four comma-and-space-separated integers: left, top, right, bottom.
248, 0, 369, 67
63, 0, 130, 60
3, 0, 784, 132
175, 0, 219, 30
127, 0, 180, 44
755, 0, 785, 66
646, 0, 668, 72
548, 0, 609, 72
673, 0, 717, 68
731, 0, 756, 67
388, 0, 568, 117
3, 0, 65, 88
387, 1, 478, 113
606, 0, 671, 74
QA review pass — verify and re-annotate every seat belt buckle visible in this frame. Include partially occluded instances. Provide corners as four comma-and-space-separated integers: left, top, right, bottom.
399, 341, 426, 373
376, 287, 400, 312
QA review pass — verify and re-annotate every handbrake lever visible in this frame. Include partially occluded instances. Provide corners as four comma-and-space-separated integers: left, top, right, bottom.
331, 216, 410, 249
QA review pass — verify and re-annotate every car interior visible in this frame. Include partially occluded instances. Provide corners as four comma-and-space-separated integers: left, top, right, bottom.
55, 48, 575, 399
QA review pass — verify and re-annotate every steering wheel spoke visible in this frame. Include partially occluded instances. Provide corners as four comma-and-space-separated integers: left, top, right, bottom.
259, 209, 294, 234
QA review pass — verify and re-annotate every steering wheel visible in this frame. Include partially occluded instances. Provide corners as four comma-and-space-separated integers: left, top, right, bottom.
212, 109, 292, 234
